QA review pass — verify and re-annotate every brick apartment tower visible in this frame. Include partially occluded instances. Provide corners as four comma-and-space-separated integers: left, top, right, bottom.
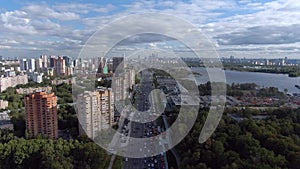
25, 92, 58, 139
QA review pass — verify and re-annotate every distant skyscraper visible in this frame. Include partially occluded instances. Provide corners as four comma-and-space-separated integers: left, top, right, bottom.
49, 56, 57, 67
77, 88, 114, 138
73, 59, 79, 67
265, 59, 270, 66
27, 58, 36, 71
36, 58, 43, 70
113, 57, 124, 73
25, 92, 58, 139
40, 55, 48, 68
97, 57, 105, 74
56, 56, 66, 75
230, 55, 235, 63
63, 56, 71, 67
284, 57, 288, 65
20, 58, 28, 71
107, 59, 113, 73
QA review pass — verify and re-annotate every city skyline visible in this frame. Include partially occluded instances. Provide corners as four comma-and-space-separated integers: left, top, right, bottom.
0, 0, 300, 59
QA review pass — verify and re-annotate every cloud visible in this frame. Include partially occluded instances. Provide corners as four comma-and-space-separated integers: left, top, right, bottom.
23, 5, 80, 21
0, 0, 300, 58
117, 34, 175, 46
54, 3, 116, 14
217, 24, 300, 45
0, 10, 37, 35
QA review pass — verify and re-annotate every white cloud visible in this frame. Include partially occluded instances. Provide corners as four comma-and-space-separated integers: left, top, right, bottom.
54, 3, 116, 14
23, 5, 80, 21
0, 45, 11, 49
0, 0, 300, 58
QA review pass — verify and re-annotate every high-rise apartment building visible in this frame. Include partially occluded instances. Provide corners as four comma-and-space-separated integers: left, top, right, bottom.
112, 68, 135, 105
77, 88, 114, 138
25, 92, 58, 139
40, 55, 48, 68
55, 56, 66, 76
49, 56, 57, 67
36, 58, 43, 71
19, 58, 28, 71
28, 58, 36, 71
63, 56, 71, 67
19, 58, 35, 71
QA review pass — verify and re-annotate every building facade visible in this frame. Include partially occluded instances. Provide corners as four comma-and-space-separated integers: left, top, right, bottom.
25, 92, 58, 139
55, 57, 66, 76
16, 86, 52, 94
77, 88, 114, 138
112, 57, 124, 73
0, 74, 28, 92
0, 110, 14, 130
112, 68, 135, 106
0, 100, 8, 109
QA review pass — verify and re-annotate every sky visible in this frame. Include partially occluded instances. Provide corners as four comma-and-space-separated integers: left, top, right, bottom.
0, 0, 300, 59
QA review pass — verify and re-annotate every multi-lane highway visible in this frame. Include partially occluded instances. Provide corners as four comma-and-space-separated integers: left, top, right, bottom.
123, 70, 168, 169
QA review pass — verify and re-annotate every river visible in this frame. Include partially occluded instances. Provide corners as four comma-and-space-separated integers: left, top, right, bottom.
188, 67, 300, 94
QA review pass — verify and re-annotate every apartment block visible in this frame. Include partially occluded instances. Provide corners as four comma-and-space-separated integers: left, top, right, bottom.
0, 74, 28, 92
113, 68, 135, 104
0, 110, 13, 130
16, 86, 52, 95
25, 92, 58, 139
77, 88, 114, 138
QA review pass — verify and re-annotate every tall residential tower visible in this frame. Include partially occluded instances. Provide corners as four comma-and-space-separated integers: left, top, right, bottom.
77, 88, 114, 138
25, 92, 58, 139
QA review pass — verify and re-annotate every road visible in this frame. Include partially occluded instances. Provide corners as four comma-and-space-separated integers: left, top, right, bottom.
123, 70, 167, 169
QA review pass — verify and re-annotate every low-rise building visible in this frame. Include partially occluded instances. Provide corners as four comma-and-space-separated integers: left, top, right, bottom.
16, 86, 52, 94
0, 74, 28, 92
51, 78, 74, 85
0, 110, 14, 130
0, 100, 8, 109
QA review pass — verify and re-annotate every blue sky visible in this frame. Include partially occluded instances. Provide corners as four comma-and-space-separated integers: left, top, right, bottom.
0, 0, 300, 58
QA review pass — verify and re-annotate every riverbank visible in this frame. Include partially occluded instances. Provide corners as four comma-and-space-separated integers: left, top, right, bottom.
189, 67, 300, 94
222, 64, 300, 77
